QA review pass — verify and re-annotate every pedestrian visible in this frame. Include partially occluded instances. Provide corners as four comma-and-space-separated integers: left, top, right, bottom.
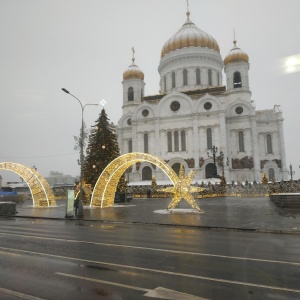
147, 189, 151, 198
74, 184, 80, 216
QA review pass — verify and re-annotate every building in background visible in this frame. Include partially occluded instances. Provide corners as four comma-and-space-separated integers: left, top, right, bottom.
117, 9, 288, 183
45, 171, 78, 187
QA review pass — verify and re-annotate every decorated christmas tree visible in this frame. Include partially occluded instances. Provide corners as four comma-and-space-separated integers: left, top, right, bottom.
83, 108, 122, 189
151, 175, 157, 190
262, 172, 268, 185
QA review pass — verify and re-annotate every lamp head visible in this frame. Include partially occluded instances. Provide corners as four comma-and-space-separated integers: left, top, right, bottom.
61, 88, 70, 94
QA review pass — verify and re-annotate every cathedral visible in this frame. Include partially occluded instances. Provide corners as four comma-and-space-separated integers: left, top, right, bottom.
117, 9, 288, 183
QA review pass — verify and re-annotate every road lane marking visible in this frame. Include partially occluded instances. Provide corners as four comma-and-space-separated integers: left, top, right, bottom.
0, 287, 45, 300
56, 272, 150, 292
0, 231, 299, 267
144, 287, 208, 299
0, 250, 20, 257
56, 273, 207, 299
1, 246, 300, 295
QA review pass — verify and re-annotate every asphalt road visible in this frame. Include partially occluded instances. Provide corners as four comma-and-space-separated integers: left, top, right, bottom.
0, 218, 299, 300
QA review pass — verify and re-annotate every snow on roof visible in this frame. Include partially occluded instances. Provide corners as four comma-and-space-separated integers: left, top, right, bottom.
127, 178, 221, 186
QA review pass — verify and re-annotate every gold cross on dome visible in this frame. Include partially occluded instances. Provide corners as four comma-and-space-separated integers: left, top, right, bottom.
132, 47, 135, 64
186, 0, 190, 16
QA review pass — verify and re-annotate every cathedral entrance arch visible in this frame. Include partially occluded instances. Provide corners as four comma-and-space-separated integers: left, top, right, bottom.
0, 162, 56, 207
90, 152, 178, 208
172, 163, 183, 176
205, 163, 217, 179
142, 166, 152, 181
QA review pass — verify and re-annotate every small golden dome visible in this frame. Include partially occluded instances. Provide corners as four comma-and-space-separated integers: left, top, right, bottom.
161, 13, 220, 58
224, 40, 249, 65
123, 63, 144, 80
123, 47, 144, 80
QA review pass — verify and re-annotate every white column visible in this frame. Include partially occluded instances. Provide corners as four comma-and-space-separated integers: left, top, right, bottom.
212, 125, 219, 148
230, 130, 237, 156
131, 121, 137, 172
250, 116, 260, 181
199, 127, 205, 156
132, 121, 137, 152
277, 119, 288, 180
187, 128, 193, 155
150, 130, 155, 155
160, 130, 166, 155
136, 132, 143, 153
218, 112, 226, 150
192, 116, 199, 167
154, 118, 160, 156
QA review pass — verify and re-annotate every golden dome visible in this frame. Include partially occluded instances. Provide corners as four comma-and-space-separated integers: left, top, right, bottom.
161, 12, 220, 58
123, 47, 144, 80
224, 40, 249, 65
123, 63, 144, 80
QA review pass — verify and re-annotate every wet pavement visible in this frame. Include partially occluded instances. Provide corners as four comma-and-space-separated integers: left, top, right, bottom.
6, 197, 300, 234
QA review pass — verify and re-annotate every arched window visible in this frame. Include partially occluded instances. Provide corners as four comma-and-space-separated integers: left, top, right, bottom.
181, 130, 186, 151
167, 132, 172, 152
196, 68, 201, 85
144, 133, 148, 153
174, 131, 179, 151
128, 87, 134, 101
128, 139, 132, 153
266, 134, 273, 154
141, 89, 144, 100
234, 72, 242, 88
217, 72, 220, 86
238, 131, 245, 152
206, 128, 212, 149
268, 168, 275, 181
163, 76, 167, 93
172, 72, 176, 88
208, 69, 212, 86
183, 69, 188, 86
142, 166, 152, 181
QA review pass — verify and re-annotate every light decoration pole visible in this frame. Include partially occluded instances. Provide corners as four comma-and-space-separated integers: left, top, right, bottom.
61, 88, 98, 219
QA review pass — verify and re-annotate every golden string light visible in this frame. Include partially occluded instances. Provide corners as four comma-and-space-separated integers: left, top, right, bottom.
159, 164, 204, 211
90, 152, 178, 208
0, 162, 56, 207
90, 153, 203, 211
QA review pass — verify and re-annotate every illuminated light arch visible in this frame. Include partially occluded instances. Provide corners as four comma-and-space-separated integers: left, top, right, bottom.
90, 152, 179, 208
0, 162, 56, 207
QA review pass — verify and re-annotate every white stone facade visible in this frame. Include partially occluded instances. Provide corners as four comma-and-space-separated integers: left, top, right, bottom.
117, 13, 288, 183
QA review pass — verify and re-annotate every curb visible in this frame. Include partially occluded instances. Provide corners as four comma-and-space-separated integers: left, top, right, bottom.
1, 214, 299, 235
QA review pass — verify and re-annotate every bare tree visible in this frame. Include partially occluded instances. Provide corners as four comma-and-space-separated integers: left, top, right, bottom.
73, 121, 90, 155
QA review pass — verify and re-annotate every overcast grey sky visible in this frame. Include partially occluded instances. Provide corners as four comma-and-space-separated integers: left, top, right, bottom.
1, 0, 300, 183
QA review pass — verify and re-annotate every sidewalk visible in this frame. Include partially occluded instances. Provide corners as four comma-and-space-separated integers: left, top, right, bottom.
6, 197, 300, 234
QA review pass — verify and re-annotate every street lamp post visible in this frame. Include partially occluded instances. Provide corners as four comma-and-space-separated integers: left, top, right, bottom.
289, 163, 295, 181
61, 88, 98, 219
207, 145, 218, 177
220, 151, 225, 177
219, 151, 229, 176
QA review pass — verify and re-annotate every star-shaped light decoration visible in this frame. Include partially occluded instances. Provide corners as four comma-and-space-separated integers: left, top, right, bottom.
159, 164, 205, 211
100, 99, 107, 107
